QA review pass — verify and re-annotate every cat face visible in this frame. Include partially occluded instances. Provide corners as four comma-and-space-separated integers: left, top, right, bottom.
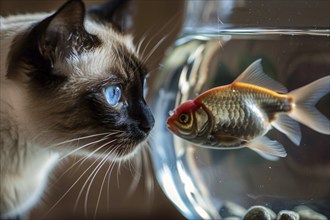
6, 0, 154, 160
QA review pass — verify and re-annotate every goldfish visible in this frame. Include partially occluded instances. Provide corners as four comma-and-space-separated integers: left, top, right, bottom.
166, 59, 330, 160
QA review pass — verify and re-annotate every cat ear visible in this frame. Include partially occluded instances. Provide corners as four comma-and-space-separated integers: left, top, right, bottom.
39, 0, 100, 60
88, 0, 134, 33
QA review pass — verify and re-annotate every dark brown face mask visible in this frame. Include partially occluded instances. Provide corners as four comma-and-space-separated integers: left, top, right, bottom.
5, 0, 154, 157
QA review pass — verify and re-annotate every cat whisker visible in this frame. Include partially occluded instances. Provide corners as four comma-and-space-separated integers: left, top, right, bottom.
56, 135, 111, 162
83, 144, 120, 217
139, 11, 182, 60
48, 132, 111, 148
83, 150, 111, 217
115, 143, 126, 187
55, 131, 123, 164
143, 35, 168, 65
106, 151, 120, 210
53, 155, 88, 185
142, 142, 155, 202
73, 139, 119, 214
126, 150, 142, 197
145, 66, 162, 77
93, 146, 122, 219
44, 137, 120, 218
133, 20, 157, 56
105, 142, 127, 209
124, 140, 154, 202
112, 43, 126, 74
42, 150, 103, 219
52, 137, 115, 185
138, 28, 160, 60
136, 35, 147, 55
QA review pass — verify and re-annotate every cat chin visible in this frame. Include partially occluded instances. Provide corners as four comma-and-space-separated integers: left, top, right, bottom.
113, 142, 147, 162
103, 141, 147, 162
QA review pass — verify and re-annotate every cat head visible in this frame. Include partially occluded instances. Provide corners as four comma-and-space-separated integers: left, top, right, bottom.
6, 0, 154, 160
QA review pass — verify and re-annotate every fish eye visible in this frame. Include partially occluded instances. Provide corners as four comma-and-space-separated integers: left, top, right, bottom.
104, 85, 121, 106
179, 113, 190, 124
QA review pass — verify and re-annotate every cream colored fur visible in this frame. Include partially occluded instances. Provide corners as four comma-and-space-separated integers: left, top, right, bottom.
0, 11, 138, 218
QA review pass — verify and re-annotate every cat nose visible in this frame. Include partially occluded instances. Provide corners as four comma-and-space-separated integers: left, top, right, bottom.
130, 100, 155, 134
139, 115, 155, 134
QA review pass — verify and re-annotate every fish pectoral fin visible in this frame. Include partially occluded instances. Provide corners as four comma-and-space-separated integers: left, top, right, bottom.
245, 136, 287, 160
251, 150, 280, 161
271, 114, 301, 145
233, 59, 288, 93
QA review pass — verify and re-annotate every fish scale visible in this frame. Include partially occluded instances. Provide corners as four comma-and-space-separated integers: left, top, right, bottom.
198, 85, 291, 141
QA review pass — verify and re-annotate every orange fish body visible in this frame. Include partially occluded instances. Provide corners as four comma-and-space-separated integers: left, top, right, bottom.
195, 82, 292, 145
167, 59, 330, 160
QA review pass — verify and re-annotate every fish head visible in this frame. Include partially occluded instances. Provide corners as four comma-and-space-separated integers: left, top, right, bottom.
167, 100, 210, 140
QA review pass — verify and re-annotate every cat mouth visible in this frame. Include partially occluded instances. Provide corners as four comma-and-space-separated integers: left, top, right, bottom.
109, 137, 148, 160
134, 129, 150, 141
107, 130, 150, 158
126, 122, 153, 142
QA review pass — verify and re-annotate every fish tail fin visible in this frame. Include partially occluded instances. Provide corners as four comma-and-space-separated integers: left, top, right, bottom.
289, 76, 330, 135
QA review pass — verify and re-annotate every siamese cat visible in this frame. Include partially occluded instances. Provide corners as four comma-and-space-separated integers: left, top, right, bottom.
0, 0, 155, 218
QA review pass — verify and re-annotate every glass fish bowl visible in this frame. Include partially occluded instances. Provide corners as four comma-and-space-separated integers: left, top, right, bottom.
149, 1, 330, 219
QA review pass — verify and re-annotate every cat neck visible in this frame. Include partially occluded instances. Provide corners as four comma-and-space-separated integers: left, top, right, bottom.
0, 130, 59, 218
0, 97, 59, 218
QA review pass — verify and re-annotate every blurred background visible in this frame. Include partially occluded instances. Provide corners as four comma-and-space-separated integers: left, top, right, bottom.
1, 0, 185, 219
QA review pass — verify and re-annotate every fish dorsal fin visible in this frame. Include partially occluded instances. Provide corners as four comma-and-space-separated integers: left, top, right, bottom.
234, 59, 288, 93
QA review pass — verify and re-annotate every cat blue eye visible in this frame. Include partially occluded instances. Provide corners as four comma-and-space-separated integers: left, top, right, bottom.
104, 85, 121, 106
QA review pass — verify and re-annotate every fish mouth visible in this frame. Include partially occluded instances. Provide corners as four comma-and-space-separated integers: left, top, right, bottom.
166, 117, 178, 134
166, 118, 195, 140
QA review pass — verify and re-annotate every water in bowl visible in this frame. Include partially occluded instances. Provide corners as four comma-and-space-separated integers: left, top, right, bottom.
150, 29, 330, 219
